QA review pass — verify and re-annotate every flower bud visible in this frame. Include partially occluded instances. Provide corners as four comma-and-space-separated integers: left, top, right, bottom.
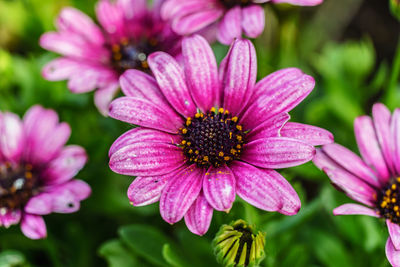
212, 220, 265, 267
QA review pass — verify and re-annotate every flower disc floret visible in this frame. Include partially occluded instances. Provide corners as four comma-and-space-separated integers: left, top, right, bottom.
377, 178, 400, 224
180, 108, 245, 168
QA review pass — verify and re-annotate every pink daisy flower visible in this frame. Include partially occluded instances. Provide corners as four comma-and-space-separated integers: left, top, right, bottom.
40, 0, 182, 116
313, 103, 400, 266
0, 105, 90, 239
161, 0, 323, 45
108, 34, 333, 235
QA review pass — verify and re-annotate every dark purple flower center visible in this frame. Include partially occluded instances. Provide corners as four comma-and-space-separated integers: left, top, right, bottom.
0, 162, 39, 212
219, 0, 252, 8
111, 38, 160, 73
376, 178, 400, 224
179, 107, 246, 168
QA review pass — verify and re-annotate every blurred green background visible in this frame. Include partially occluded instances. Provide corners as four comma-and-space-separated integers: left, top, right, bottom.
0, 0, 399, 266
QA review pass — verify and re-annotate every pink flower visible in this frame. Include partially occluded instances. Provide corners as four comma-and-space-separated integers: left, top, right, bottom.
40, 0, 182, 116
161, 0, 323, 45
108, 34, 332, 235
0, 105, 90, 239
313, 103, 400, 267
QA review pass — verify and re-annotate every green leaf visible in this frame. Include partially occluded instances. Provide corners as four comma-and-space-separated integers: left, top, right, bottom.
98, 239, 138, 267
162, 244, 191, 267
119, 224, 171, 267
0, 250, 28, 267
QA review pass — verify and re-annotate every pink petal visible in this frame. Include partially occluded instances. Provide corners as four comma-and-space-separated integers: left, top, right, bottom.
312, 148, 342, 171
95, 0, 125, 39
120, 70, 167, 106
0, 112, 24, 162
322, 143, 380, 187
249, 68, 304, 104
109, 128, 180, 157
323, 167, 376, 206
94, 82, 120, 117
388, 220, 400, 251
24, 193, 53, 215
23, 106, 71, 165
203, 165, 236, 211
20, 214, 47, 240
41, 145, 87, 185
56, 7, 105, 44
161, 0, 218, 20
247, 113, 290, 141
127, 174, 171, 206
280, 122, 334, 146
241, 137, 315, 169
231, 161, 301, 215
0, 209, 21, 228
221, 38, 257, 116
184, 192, 213, 236
117, 0, 147, 19
160, 165, 203, 224
217, 6, 242, 45
241, 5, 265, 38
172, 8, 223, 35
109, 96, 183, 134
373, 103, 396, 175
182, 35, 220, 112
148, 52, 197, 117
109, 142, 185, 177
354, 116, 390, 183
386, 237, 400, 267
271, 0, 323, 6
333, 203, 379, 217
63, 180, 91, 201
392, 109, 400, 175
240, 73, 315, 130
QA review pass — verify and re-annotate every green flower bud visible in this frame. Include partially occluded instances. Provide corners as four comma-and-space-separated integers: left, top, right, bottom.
212, 220, 266, 267
390, 0, 400, 21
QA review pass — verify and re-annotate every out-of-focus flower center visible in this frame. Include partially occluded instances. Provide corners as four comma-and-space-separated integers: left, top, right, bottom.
0, 162, 38, 212
219, 0, 252, 8
179, 107, 246, 168
376, 178, 400, 224
111, 37, 159, 73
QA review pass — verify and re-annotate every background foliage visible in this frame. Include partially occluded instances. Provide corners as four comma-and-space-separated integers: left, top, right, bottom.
0, 0, 399, 266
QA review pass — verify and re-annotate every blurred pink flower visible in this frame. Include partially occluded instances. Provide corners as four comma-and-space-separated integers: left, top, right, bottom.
108, 34, 332, 235
314, 103, 400, 266
0, 106, 90, 239
161, 0, 323, 45
40, 0, 182, 116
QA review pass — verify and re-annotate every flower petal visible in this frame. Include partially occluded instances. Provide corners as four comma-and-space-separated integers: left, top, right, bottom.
203, 165, 236, 211
172, 8, 223, 35
392, 109, 400, 175
56, 7, 105, 44
109, 142, 185, 177
95, 0, 125, 39
94, 82, 120, 117
241, 137, 315, 169
386, 237, 400, 267
241, 5, 265, 38
161, 0, 217, 20
322, 143, 380, 187
280, 122, 334, 146
231, 161, 301, 215
354, 115, 390, 184
184, 192, 213, 236
312, 148, 342, 171
41, 145, 87, 185
221, 38, 257, 116
0, 209, 21, 228
148, 52, 197, 117
160, 165, 203, 224
24, 193, 53, 215
0, 112, 24, 162
388, 220, 400, 251
127, 174, 171, 206
109, 96, 183, 134
247, 113, 290, 140
20, 214, 47, 240
109, 128, 180, 157
240, 73, 314, 130
373, 103, 396, 175
323, 167, 376, 206
182, 35, 220, 112
217, 6, 242, 45
272, 0, 323, 5
333, 203, 379, 217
